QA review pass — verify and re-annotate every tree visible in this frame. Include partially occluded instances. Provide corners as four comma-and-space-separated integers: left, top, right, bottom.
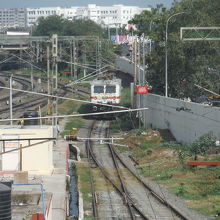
32, 15, 64, 36
32, 15, 105, 37
129, 0, 220, 98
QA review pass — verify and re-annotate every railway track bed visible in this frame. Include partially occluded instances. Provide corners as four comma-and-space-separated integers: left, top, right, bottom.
80, 120, 210, 220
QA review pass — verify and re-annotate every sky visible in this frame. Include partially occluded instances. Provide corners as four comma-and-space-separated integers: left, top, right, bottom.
0, 0, 174, 9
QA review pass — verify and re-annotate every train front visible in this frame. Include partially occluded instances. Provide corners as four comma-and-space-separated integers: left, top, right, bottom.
90, 78, 121, 113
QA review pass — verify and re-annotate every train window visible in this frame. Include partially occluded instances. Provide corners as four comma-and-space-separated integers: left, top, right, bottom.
106, 85, 116, 93
94, 86, 104, 93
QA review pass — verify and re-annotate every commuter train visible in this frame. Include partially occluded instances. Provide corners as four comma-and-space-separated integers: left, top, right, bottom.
90, 73, 121, 114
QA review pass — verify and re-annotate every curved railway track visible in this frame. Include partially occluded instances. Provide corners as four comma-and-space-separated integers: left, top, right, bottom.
86, 120, 190, 220
0, 71, 90, 119
0, 74, 31, 102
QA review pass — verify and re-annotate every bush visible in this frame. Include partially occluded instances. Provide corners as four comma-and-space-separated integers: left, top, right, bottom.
190, 132, 216, 157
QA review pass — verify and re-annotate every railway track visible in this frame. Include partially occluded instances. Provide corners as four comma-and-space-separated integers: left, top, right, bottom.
0, 74, 31, 103
86, 120, 190, 220
0, 73, 68, 119
0, 71, 90, 120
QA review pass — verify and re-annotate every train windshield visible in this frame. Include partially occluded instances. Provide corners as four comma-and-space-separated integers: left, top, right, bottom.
94, 86, 104, 93
106, 85, 116, 93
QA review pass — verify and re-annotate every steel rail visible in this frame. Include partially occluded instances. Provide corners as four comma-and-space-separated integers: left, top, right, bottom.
87, 122, 150, 220
86, 121, 99, 219
86, 139, 99, 219
106, 127, 135, 220
112, 146, 190, 220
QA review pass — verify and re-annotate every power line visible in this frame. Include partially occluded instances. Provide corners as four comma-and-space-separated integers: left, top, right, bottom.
0, 85, 128, 110
0, 107, 148, 122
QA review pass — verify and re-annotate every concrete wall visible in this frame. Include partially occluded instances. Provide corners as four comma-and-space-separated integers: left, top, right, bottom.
115, 56, 220, 144
115, 56, 145, 83
139, 93, 220, 144
0, 126, 54, 174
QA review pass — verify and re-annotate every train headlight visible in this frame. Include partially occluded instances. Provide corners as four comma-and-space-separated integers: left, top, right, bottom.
93, 106, 98, 111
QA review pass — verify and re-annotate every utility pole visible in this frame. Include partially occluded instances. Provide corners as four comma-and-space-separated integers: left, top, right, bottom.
9, 75, 13, 125
96, 38, 102, 73
108, 26, 111, 41
137, 39, 141, 85
36, 43, 39, 63
142, 35, 146, 84
83, 42, 87, 77
70, 41, 73, 80
51, 34, 58, 128
46, 44, 51, 122
30, 54, 34, 91
134, 37, 138, 85
73, 40, 77, 80
137, 38, 142, 128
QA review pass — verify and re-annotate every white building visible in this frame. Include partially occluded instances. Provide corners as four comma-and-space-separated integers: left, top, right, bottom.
0, 8, 26, 30
26, 7, 78, 26
26, 4, 150, 28
0, 5, 149, 29
0, 126, 54, 175
82, 4, 150, 28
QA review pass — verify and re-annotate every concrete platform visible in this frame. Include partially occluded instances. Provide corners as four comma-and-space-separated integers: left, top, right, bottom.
42, 139, 68, 220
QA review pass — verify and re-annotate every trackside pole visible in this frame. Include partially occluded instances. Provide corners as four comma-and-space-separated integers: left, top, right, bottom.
10, 75, 13, 125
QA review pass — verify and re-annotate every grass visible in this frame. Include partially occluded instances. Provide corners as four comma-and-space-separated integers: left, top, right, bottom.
120, 88, 131, 108
76, 163, 92, 204
60, 117, 84, 137
114, 128, 220, 218
58, 95, 85, 137
58, 98, 83, 115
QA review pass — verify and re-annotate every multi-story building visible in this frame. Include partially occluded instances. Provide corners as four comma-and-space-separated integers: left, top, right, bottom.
80, 4, 150, 28
0, 4, 150, 30
0, 8, 26, 30
27, 4, 149, 28
26, 7, 78, 26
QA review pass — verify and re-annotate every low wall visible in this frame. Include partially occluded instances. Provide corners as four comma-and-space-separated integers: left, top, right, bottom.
140, 94, 220, 144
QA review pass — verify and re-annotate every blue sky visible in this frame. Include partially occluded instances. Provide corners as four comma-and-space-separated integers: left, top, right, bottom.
0, 0, 174, 8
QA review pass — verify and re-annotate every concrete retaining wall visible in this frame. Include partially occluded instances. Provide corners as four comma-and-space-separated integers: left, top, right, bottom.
115, 56, 145, 83
140, 93, 220, 144
115, 56, 220, 144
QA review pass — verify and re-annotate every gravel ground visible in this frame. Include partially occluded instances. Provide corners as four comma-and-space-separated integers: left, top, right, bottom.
118, 151, 212, 220
68, 120, 212, 220
92, 121, 132, 219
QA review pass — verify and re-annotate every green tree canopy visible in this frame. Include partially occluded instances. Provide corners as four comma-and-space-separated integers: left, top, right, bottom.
32, 15, 104, 37
130, 0, 220, 98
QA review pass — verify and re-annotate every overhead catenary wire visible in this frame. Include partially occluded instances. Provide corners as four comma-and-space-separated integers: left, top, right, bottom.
0, 55, 15, 64
59, 59, 97, 70
11, 54, 46, 73
0, 107, 148, 122
0, 85, 128, 110
67, 65, 110, 85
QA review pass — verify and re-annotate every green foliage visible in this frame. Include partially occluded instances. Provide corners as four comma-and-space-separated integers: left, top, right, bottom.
120, 88, 131, 108
154, 171, 173, 181
32, 15, 104, 37
177, 183, 185, 196
112, 113, 139, 132
163, 132, 216, 166
130, 1, 220, 98
162, 141, 190, 165
112, 44, 123, 55
22, 210, 32, 220
189, 132, 216, 156
60, 118, 84, 137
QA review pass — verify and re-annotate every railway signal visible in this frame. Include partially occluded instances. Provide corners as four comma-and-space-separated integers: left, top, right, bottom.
135, 85, 150, 94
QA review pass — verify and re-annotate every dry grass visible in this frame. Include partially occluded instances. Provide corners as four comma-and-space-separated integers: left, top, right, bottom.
116, 129, 220, 218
